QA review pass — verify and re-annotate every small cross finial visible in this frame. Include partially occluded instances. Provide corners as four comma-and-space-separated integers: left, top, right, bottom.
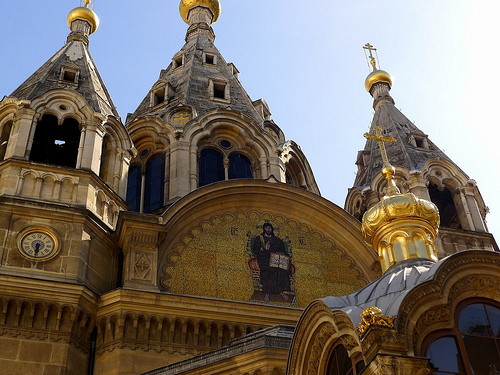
363, 43, 378, 71
364, 126, 400, 196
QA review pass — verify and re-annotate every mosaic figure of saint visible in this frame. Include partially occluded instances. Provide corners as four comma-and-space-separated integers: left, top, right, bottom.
252, 222, 292, 302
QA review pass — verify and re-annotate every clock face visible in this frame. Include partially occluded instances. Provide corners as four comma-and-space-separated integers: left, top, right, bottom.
17, 229, 59, 261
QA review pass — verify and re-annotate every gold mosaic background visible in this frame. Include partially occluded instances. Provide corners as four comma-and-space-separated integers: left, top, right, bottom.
163, 212, 366, 307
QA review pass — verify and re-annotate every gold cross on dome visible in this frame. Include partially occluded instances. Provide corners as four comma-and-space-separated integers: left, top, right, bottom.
363, 43, 378, 70
84, 0, 91, 7
364, 126, 396, 166
173, 113, 190, 126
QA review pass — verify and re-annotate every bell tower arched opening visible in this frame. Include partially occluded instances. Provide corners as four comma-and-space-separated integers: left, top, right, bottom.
428, 182, 462, 229
30, 114, 80, 168
0, 120, 13, 161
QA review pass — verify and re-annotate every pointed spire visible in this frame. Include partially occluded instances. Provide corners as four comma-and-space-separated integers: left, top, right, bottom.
10, 0, 118, 118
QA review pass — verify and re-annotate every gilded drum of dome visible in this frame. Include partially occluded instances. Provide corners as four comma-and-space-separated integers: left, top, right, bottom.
362, 193, 439, 242
179, 0, 221, 24
365, 69, 392, 92
67, 6, 100, 33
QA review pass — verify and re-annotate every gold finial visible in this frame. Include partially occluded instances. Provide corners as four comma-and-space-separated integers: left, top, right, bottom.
179, 0, 221, 25
357, 307, 395, 336
363, 43, 392, 92
67, 0, 99, 34
364, 126, 400, 196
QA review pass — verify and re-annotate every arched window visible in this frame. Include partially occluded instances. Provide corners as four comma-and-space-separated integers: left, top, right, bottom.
425, 302, 500, 374
126, 163, 142, 212
125, 154, 166, 213
199, 148, 224, 187
30, 115, 80, 168
144, 154, 165, 213
228, 153, 252, 179
326, 344, 365, 375
428, 183, 462, 229
0, 120, 13, 161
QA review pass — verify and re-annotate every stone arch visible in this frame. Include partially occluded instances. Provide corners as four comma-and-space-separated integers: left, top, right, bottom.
149, 316, 160, 342
280, 140, 319, 194
287, 300, 362, 375
46, 304, 59, 330
124, 314, 136, 339
173, 318, 184, 344
19, 301, 33, 327
5, 299, 19, 326
0, 119, 13, 161
210, 322, 219, 348
396, 250, 500, 355
136, 315, 148, 340
161, 318, 171, 342
186, 320, 195, 345
60, 305, 73, 332
198, 321, 208, 346
30, 114, 81, 168
33, 302, 46, 329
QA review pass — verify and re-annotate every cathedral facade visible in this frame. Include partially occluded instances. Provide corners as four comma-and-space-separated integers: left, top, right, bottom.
0, 1, 498, 375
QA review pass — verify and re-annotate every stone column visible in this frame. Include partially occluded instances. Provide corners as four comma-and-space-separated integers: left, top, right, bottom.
169, 141, 190, 199
9, 102, 36, 159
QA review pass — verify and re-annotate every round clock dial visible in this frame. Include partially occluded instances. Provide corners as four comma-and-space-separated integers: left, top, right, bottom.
17, 229, 59, 261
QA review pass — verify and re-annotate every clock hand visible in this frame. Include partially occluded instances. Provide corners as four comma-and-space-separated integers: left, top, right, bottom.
34, 243, 41, 256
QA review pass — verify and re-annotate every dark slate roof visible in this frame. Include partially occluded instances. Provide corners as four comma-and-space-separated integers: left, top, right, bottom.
11, 37, 119, 118
321, 258, 440, 328
127, 23, 263, 125
353, 100, 465, 188
142, 325, 294, 375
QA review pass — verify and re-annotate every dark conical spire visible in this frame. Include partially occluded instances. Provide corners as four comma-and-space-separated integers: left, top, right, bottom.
126, 0, 263, 125
10, 2, 119, 118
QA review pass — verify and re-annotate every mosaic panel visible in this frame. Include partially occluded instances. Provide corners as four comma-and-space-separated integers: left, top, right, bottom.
161, 212, 366, 307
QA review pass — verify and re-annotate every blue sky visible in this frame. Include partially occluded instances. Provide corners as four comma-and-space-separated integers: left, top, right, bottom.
1, 1, 499, 238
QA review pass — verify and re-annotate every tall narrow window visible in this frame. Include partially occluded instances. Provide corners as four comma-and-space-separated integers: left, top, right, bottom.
126, 164, 142, 212
428, 183, 462, 229
0, 120, 13, 161
199, 149, 224, 187
228, 153, 252, 179
30, 115, 80, 168
144, 154, 165, 213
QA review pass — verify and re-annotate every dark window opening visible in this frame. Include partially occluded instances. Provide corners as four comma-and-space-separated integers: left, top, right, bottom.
153, 87, 166, 106
199, 149, 224, 187
205, 54, 215, 64
144, 154, 165, 213
173, 56, 183, 68
213, 83, 226, 99
126, 164, 142, 212
326, 344, 354, 375
415, 137, 424, 148
63, 70, 77, 83
0, 121, 13, 161
286, 172, 294, 185
228, 153, 252, 179
428, 183, 462, 229
30, 114, 80, 168
220, 140, 231, 149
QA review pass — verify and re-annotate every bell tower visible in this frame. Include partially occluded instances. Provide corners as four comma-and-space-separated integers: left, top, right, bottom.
345, 44, 497, 256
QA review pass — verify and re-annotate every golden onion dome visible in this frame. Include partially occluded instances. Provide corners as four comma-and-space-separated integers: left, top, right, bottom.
365, 69, 392, 92
179, 0, 221, 24
67, 6, 100, 34
362, 193, 439, 244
